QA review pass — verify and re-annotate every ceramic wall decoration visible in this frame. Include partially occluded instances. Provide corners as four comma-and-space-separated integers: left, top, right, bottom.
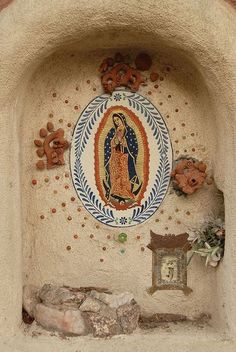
71, 90, 172, 227
171, 157, 207, 196
147, 231, 191, 294
34, 122, 69, 170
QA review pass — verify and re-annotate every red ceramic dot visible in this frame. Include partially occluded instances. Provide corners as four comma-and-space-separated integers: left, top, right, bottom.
52, 208, 56, 213
65, 185, 69, 189
32, 179, 37, 185
55, 176, 60, 180
71, 197, 75, 202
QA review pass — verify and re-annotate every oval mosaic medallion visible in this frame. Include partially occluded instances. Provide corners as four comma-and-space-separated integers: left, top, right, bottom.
71, 90, 172, 227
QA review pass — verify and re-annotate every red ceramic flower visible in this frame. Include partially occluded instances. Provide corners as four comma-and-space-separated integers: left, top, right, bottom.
171, 159, 207, 195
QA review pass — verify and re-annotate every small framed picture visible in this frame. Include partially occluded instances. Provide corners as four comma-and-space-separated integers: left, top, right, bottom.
147, 231, 191, 294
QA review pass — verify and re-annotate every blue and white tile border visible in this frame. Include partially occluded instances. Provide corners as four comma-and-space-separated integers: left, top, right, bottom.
70, 90, 172, 227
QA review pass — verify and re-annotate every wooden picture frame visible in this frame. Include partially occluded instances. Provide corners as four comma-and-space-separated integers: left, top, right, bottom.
147, 231, 192, 294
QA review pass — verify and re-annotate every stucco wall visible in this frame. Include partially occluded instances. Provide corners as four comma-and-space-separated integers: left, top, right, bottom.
21, 48, 222, 320
0, 0, 235, 345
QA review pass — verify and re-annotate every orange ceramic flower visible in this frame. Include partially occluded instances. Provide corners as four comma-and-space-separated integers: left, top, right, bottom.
171, 159, 207, 195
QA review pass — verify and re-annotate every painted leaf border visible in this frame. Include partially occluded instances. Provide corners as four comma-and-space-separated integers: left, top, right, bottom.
72, 91, 172, 227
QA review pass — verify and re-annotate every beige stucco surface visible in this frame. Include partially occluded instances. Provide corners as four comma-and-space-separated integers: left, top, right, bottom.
0, 0, 236, 350
21, 48, 221, 321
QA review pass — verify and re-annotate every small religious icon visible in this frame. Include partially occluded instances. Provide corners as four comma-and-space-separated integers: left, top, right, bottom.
147, 231, 192, 294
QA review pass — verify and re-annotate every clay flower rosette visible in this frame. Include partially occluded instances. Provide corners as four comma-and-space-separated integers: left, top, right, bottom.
171, 157, 207, 196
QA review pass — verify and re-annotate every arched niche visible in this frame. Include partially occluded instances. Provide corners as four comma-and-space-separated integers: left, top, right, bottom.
0, 0, 235, 342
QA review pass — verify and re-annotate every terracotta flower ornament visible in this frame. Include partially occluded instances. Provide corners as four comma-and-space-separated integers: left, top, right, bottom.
171, 157, 207, 196
34, 122, 70, 170
99, 52, 154, 94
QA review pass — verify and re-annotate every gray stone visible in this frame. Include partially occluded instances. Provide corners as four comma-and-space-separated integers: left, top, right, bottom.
23, 285, 40, 317
34, 303, 87, 336
79, 296, 101, 312
38, 284, 85, 308
116, 302, 140, 334
85, 312, 121, 338
90, 290, 134, 309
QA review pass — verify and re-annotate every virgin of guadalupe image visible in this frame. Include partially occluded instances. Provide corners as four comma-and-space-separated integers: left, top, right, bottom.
103, 112, 142, 209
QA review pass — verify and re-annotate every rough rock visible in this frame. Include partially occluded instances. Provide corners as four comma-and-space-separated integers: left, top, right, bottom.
79, 296, 101, 313
23, 285, 40, 317
38, 284, 85, 308
90, 290, 134, 309
34, 303, 87, 336
117, 302, 140, 334
85, 312, 121, 338
28, 284, 140, 337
